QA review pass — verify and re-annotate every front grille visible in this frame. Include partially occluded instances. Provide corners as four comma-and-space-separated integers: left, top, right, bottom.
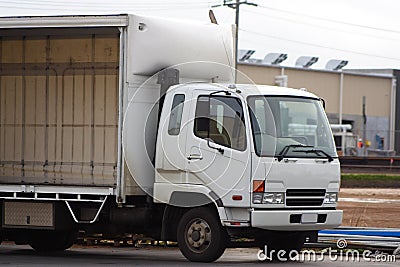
286, 189, 326, 207
286, 189, 326, 197
286, 198, 324, 206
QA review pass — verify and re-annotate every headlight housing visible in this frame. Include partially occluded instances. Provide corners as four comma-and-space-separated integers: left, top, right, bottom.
324, 192, 338, 204
253, 192, 285, 204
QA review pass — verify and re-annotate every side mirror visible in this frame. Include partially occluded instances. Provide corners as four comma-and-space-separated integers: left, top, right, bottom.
320, 98, 326, 110
207, 139, 225, 154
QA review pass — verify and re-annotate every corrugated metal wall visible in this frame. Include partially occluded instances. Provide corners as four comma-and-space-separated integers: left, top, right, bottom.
0, 28, 120, 186
237, 63, 392, 118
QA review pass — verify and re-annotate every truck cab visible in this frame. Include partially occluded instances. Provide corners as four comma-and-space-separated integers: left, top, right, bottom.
154, 82, 343, 261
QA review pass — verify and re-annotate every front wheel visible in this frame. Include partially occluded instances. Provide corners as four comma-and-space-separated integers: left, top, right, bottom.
28, 230, 77, 252
177, 207, 227, 262
257, 231, 305, 261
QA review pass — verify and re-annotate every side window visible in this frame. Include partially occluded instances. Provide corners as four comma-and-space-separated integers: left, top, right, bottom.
168, 94, 185, 135
194, 95, 246, 151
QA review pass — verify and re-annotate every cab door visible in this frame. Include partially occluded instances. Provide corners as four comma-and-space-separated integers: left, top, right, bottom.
155, 92, 189, 184
184, 91, 251, 207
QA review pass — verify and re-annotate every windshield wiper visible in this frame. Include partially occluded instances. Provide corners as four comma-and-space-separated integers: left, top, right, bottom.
292, 149, 334, 162
277, 144, 313, 162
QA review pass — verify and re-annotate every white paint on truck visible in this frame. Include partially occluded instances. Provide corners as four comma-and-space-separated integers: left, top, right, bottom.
0, 14, 342, 263
154, 83, 342, 230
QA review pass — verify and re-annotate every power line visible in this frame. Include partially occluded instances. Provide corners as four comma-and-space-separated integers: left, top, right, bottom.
243, 9, 400, 42
0, 0, 219, 7
240, 28, 400, 62
212, 0, 258, 71
258, 4, 400, 35
0, 0, 220, 10
0, 5, 199, 12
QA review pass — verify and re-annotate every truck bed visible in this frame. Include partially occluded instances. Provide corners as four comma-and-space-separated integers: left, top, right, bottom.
0, 27, 120, 187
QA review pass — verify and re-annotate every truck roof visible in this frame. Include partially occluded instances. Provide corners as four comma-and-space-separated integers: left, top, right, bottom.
170, 83, 320, 99
0, 14, 129, 28
235, 84, 320, 99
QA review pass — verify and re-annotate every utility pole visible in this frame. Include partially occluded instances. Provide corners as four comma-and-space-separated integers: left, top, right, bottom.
362, 96, 367, 156
213, 0, 257, 71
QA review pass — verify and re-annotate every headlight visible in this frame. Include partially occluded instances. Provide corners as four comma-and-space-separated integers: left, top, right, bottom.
253, 192, 285, 204
253, 193, 263, 204
324, 193, 338, 204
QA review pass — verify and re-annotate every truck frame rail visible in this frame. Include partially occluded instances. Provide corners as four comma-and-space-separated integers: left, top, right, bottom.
0, 184, 114, 202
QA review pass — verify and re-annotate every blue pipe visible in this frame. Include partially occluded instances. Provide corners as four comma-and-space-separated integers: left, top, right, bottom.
320, 229, 400, 238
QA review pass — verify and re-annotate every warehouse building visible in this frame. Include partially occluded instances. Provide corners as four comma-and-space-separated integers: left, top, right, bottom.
236, 58, 396, 156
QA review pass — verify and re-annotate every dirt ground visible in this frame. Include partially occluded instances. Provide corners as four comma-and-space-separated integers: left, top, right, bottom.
341, 180, 400, 188
338, 188, 400, 228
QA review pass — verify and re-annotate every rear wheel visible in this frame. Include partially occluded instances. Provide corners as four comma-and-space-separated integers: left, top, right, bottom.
28, 230, 77, 252
177, 207, 227, 262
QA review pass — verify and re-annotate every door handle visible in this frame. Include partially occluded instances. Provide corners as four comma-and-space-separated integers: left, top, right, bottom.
187, 154, 203, 160
315, 159, 329, 163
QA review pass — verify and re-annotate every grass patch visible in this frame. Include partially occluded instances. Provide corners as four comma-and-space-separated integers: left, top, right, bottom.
341, 173, 400, 181
341, 173, 400, 188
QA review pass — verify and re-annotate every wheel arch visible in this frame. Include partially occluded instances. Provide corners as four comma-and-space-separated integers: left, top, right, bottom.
169, 191, 222, 208
160, 191, 225, 241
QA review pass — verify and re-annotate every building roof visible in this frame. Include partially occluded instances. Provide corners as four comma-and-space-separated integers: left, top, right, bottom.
238, 62, 395, 79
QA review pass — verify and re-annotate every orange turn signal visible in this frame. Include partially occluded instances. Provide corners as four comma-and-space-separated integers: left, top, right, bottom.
253, 180, 265, 193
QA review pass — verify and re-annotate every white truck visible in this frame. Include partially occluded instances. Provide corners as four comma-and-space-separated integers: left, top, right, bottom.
0, 14, 342, 262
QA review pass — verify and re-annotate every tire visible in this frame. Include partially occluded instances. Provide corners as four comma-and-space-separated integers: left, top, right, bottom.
28, 230, 77, 252
177, 207, 227, 262
257, 231, 305, 261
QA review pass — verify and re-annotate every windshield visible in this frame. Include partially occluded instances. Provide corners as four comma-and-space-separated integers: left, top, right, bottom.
247, 96, 337, 158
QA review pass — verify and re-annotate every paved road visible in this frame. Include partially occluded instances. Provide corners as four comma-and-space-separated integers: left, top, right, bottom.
0, 242, 398, 266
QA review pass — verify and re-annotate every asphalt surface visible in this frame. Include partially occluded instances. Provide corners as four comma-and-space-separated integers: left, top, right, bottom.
0, 242, 398, 266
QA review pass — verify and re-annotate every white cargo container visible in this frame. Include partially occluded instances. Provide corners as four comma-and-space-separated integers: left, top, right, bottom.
0, 14, 342, 262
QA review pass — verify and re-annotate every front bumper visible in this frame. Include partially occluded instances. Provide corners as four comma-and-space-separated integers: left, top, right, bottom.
251, 209, 343, 231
